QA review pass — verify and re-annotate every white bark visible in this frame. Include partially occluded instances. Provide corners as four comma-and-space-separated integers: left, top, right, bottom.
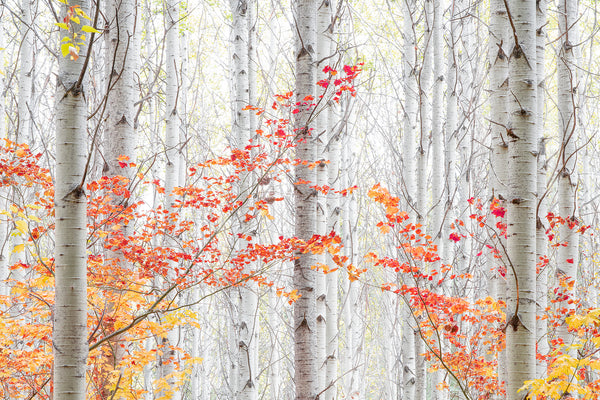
158, 0, 182, 397
402, 301, 417, 400
430, 0, 444, 249
556, 0, 579, 361
229, 1, 258, 398
430, 2, 446, 398
401, 0, 417, 214
0, 24, 7, 300
53, 0, 90, 398
18, 0, 34, 144
489, 0, 509, 394
105, 0, 137, 180
415, 2, 433, 399
505, 0, 537, 399
268, 289, 282, 399
536, 139, 549, 381
535, 0, 549, 382
402, 2, 418, 400
293, 0, 318, 399
315, 2, 330, 392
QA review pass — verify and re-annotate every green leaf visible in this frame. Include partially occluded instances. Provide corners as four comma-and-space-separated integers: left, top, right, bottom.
81, 25, 101, 33
61, 42, 71, 57
55, 22, 69, 30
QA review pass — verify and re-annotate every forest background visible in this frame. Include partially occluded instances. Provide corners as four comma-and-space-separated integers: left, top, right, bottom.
1, 0, 599, 399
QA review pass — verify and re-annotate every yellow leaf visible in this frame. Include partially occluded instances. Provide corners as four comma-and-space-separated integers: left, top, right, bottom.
61, 42, 71, 57
55, 22, 69, 30
15, 220, 27, 234
70, 16, 80, 24
74, 8, 92, 19
81, 25, 101, 33
9, 205, 18, 213
28, 215, 41, 223
12, 244, 24, 254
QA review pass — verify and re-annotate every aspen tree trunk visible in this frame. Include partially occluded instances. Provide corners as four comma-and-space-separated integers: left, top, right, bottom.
340, 138, 353, 398
535, 0, 549, 383
443, 0, 457, 280
401, 0, 417, 213
415, 2, 433, 399
53, 0, 90, 398
402, 301, 417, 400
536, 138, 549, 380
268, 289, 282, 399
488, 0, 509, 395
293, 0, 318, 399
229, 1, 258, 398
401, 1, 418, 399
158, 0, 182, 397
315, 1, 330, 391
430, 2, 446, 398
105, 0, 137, 181
343, 113, 362, 399
0, 28, 7, 300
321, 3, 340, 398
246, 0, 260, 395
103, 0, 138, 394
18, 0, 34, 144
556, 0, 579, 361
505, 0, 537, 399
430, 0, 443, 251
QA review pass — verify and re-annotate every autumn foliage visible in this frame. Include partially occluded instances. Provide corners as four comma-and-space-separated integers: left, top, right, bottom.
366, 183, 600, 400
0, 65, 363, 399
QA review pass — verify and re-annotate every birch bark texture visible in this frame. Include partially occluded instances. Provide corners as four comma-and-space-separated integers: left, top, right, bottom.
229, 1, 259, 398
488, 0, 509, 394
535, 0, 549, 382
53, 0, 90, 398
505, 0, 537, 399
158, 0, 182, 397
315, 0, 330, 392
105, 0, 137, 180
556, 0, 579, 360
293, 0, 318, 398
18, 0, 34, 144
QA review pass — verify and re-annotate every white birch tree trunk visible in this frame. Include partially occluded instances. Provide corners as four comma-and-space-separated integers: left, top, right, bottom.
315, 1, 331, 392
430, 2, 446, 398
53, 0, 90, 398
229, 1, 258, 399
18, 0, 34, 145
556, 0, 579, 364
402, 301, 417, 400
430, 0, 444, 252
415, 2, 433, 399
401, 0, 417, 214
0, 25, 7, 300
105, 0, 137, 180
402, 2, 418, 399
268, 289, 282, 399
535, 0, 549, 383
293, 0, 318, 399
489, 0, 509, 395
505, 0, 537, 399
158, 0, 182, 397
